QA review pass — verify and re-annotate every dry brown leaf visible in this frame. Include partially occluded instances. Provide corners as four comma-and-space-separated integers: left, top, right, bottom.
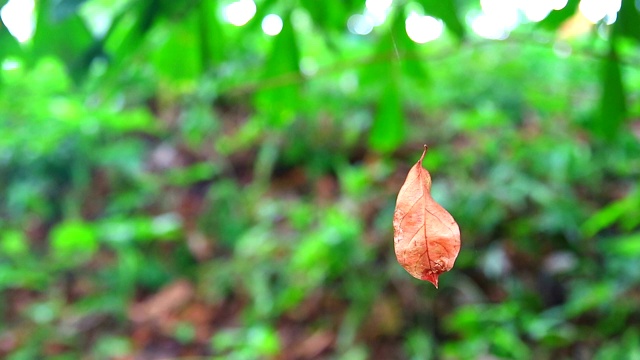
393, 146, 460, 288
129, 279, 194, 323
290, 331, 334, 359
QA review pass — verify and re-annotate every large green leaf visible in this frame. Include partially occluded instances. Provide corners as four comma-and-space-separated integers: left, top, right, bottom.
363, 12, 415, 153
31, 0, 94, 80
0, 18, 22, 61
150, 12, 202, 84
369, 79, 406, 153
360, 10, 429, 91
613, 0, 640, 42
198, 0, 225, 66
300, 0, 347, 32
538, 0, 580, 30
103, 1, 158, 68
254, 12, 301, 128
390, 9, 430, 88
596, 45, 626, 138
416, 0, 465, 40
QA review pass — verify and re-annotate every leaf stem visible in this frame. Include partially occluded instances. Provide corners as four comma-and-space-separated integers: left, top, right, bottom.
419, 144, 428, 164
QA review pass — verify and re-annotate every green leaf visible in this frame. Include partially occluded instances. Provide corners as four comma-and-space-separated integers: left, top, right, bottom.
300, 0, 348, 32
583, 199, 627, 237
583, 189, 640, 236
538, 0, 580, 31
612, 0, 640, 42
103, 108, 156, 133
361, 10, 430, 91
365, 15, 409, 153
404, 329, 434, 360
596, 45, 626, 138
254, 12, 301, 127
93, 336, 132, 359
50, 0, 89, 21
50, 220, 98, 265
565, 282, 617, 317
166, 162, 220, 186
99, 0, 159, 90
0, 230, 29, 258
246, 325, 281, 355
174, 322, 196, 344
0, 18, 22, 60
601, 233, 640, 257
31, 0, 94, 80
104, 1, 158, 63
417, 0, 465, 40
369, 80, 406, 153
98, 215, 182, 245
150, 12, 202, 85
595, 328, 640, 360
199, 0, 226, 65
390, 8, 430, 88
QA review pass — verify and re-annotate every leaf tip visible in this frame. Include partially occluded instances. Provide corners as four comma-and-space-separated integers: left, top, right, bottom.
421, 271, 439, 288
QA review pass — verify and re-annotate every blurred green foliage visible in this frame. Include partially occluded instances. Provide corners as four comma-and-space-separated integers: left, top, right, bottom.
1, 0, 640, 359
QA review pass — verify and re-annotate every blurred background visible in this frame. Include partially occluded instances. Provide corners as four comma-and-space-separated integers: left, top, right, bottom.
1, 0, 640, 359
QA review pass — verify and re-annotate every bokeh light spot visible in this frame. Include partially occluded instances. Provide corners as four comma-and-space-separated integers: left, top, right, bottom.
0, 0, 35, 43
520, 1, 552, 22
347, 14, 374, 35
551, 0, 569, 10
262, 14, 283, 36
470, 13, 510, 40
579, 0, 621, 24
405, 13, 443, 44
365, 0, 392, 25
223, 0, 256, 26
